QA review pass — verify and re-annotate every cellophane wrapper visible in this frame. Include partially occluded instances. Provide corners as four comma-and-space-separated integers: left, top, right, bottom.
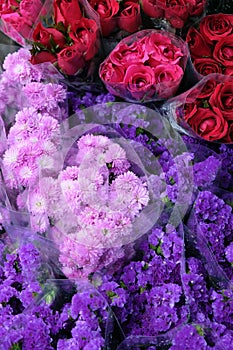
162, 73, 233, 144
99, 29, 189, 103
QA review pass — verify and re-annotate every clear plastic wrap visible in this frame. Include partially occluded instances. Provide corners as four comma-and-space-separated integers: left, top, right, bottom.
99, 30, 189, 102
163, 73, 233, 143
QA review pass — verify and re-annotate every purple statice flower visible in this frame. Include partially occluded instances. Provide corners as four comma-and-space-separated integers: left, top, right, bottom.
194, 191, 233, 260
225, 242, 233, 265
170, 324, 208, 350
193, 156, 221, 188
211, 289, 233, 329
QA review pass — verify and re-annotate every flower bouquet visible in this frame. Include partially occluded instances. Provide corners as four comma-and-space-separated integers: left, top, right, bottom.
186, 13, 233, 77
141, 0, 207, 30
100, 29, 189, 102
164, 74, 233, 143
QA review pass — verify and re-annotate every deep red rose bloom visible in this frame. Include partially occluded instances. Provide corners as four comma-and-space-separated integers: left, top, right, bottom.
209, 81, 233, 121
89, 0, 119, 36
118, 1, 141, 33
53, 0, 82, 26
33, 23, 66, 49
57, 44, 85, 75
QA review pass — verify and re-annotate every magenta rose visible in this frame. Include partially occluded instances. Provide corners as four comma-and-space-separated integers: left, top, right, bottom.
209, 81, 233, 121
142, 33, 183, 66
213, 34, 233, 67
123, 64, 155, 100
70, 18, 99, 61
53, 0, 82, 26
33, 23, 66, 50
141, 0, 163, 18
57, 44, 85, 75
184, 106, 228, 141
154, 63, 184, 98
19, 0, 43, 23
89, 0, 119, 36
193, 58, 223, 76
0, 0, 18, 15
186, 27, 212, 58
109, 42, 149, 67
2, 12, 32, 38
99, 61, 125, 95
200, 14, 233, 43
118, 1, 142, 33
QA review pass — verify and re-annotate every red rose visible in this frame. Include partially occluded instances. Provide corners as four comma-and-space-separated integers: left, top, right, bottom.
224, 66, 233, 76
185, 106, 228, 141
197, 79, 217, 99
200, 14, 233, 43
193, 58, 223, 76
189, 0, 205, 16
141, 0, 163, 18
118, 1, 141, 33
209, 81, 233, 121
154, 63, 183, 98
109, 42, 149, 67
53, 0, 82, 26
222, 123, 233, 143
159, 0, 193, 29
213, 34, 233, 67
123, 64, 155, 100
69, 18, 99, 61
30, 51, 57, 64
33, 23, 66, 50
89, 0, 119, 36
57, 44, 85, 75
186, 27, 212, 58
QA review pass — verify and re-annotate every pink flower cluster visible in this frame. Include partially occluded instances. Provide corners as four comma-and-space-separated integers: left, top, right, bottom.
25, 134, 150, 278
0, 49, 66, 189
100, 30, 187, 101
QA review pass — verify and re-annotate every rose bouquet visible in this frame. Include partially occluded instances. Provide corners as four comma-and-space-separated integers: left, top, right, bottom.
0, 0, 44, 45
87, 0, 142, 37
99, 29, 189, 102
30, 0, 100, 77
186, 13, 233, 77
164, 74, 233, 143
141, 0, 206, 30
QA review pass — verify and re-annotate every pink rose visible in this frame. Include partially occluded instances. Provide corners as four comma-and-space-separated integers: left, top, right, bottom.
123, 64, 155, 100
0, 0, 18, 15
2, 12, 32, 38
99, 61, 125, 95
154, 63, 183, 98
19, 0, 43, 23
142, 33, 183, 66
70, 18, 99, 61
109, 42, 149, 67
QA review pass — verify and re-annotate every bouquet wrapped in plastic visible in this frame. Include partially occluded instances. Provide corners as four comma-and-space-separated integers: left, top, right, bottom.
141, 0, 207, 30
99, 29, 189, 102
163, 74, 233, 143
186, 13, 233, 77
30, 0, 101, 78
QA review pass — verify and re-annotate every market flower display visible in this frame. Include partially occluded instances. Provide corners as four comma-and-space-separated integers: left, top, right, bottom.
0, 1, 233, 349
100, 30, 188, 101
